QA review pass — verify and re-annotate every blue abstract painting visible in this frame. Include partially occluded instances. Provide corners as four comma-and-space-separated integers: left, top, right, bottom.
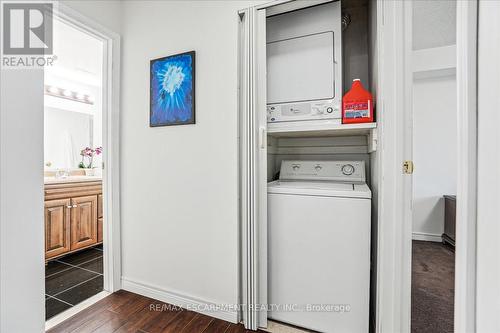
150, 51, 195, 126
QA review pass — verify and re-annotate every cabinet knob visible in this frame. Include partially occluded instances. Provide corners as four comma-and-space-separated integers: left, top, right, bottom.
66, 205, 72, 209
72, 204, 78, 208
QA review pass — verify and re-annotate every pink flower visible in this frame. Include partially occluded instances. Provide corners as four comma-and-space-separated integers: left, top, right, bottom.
79, 146, 102, 163
81, 147, 93, 157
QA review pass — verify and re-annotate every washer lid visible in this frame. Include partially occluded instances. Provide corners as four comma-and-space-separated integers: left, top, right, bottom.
267, 180, 372, 199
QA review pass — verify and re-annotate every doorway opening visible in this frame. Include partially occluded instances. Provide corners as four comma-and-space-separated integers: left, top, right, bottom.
409, 1, 458, 332
238, 0, 379, 331
43, 15, 106, 321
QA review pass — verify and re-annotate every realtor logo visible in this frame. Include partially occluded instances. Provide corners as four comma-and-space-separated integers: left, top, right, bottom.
2, 2, 53, 55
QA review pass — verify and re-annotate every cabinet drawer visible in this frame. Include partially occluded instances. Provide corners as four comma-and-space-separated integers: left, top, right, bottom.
45, 181, 102, 201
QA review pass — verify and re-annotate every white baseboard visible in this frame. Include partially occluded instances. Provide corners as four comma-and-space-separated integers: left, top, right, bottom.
412, 231, 442, 242
263, 320, 311, 333
121, 277, 238, 324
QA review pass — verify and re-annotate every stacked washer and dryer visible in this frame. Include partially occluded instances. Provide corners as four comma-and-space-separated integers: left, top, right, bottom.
266, 2, 371, 333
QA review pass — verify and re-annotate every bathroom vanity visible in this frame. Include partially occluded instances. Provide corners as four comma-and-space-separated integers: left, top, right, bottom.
44, 177, 103, 261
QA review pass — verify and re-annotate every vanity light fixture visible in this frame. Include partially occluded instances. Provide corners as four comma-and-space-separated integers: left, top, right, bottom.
48, 86, 59, 94
44, 85, 94, 105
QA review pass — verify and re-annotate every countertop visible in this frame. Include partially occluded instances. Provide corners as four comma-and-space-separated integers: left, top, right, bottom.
44, 176, 103, 185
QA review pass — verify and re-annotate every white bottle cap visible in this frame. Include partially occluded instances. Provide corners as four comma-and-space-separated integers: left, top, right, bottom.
353, 78, 361, 81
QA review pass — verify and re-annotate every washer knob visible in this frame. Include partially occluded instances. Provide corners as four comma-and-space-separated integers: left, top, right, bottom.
341, 164, 355, 175
326, 107, 333, 113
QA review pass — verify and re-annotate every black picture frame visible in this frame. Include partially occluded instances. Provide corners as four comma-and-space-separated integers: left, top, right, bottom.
149, 50, 196, 127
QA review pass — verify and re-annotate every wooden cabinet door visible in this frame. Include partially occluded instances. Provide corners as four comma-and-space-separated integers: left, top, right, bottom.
70, 195, 98, 250
45, 199, 71, 259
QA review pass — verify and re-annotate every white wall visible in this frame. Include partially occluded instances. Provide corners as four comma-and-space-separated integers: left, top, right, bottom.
0, 70, 45, 332
119, 0, 261, 321
61, 0, 122, 34
412, 74, 457, 240
476, 1, 500, 331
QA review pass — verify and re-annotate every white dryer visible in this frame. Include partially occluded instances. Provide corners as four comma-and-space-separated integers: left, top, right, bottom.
268, 160, 371, 333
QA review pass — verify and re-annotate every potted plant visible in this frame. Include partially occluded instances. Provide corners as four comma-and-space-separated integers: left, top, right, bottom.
78, 146, 102, 176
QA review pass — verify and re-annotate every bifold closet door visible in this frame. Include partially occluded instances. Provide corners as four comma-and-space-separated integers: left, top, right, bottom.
238, 6, 268, 331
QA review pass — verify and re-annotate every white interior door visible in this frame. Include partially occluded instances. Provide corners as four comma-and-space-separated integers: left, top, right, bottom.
238, 6, 268, 330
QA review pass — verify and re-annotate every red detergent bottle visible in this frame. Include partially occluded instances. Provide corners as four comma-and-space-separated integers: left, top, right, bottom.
342, 79, 374, 124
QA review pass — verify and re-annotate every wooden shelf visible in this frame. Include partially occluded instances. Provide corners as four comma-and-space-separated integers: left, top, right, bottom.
267, 121, 377, 138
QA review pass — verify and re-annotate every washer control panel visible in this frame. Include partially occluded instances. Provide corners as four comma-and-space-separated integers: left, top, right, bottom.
279, 160, 366, 182
267, 100, 341, 123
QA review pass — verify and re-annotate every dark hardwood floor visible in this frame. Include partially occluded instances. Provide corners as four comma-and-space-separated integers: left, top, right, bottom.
47, 290, 264, 333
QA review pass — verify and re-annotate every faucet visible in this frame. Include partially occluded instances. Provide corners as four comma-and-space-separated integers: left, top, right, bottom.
55, 169, 69, 179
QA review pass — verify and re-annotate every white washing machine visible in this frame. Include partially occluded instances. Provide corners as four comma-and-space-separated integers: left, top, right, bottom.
268, 160, 371, 333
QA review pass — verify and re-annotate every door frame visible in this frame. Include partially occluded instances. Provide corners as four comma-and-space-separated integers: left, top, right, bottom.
52, 3, 122, 294
373, 1, 411, 332
454, 1, 478, 332
395, 1, 479, 333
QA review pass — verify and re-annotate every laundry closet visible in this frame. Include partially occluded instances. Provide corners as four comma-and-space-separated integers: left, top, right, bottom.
238, 0, 380, 332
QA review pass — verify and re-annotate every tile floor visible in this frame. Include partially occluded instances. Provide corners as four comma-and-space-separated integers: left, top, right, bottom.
45, 245, 103, 320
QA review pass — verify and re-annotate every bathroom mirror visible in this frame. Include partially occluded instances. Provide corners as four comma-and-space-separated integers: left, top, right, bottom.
44, 106, 95, 170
